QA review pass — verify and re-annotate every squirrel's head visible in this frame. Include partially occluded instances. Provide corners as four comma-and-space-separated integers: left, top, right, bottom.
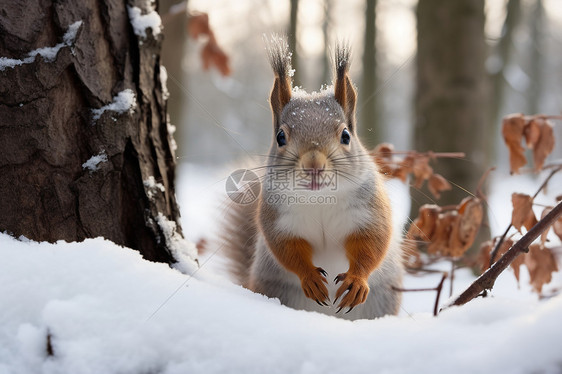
265, 36, 371, 191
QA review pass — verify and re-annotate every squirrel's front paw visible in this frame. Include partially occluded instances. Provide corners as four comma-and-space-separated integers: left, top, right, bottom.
333, 273, 370, 313
300, 267, 330, 306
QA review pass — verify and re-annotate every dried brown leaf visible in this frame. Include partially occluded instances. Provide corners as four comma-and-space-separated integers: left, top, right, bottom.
538, 207, 562, 244
477, 240, 493, 272
479, 238, 524, 283
394, 155, 414, 182
511, 251, 526, 284
553, 215, 562, 242
412, 156, 433, 188
201, 38, 231, 76
196, 238, 208, 255
407, 204, 441, 242
540, 207, 552, 246
455, 197, 484, 254
428, 173, 452, 199
511, 193, 538, 232
525, 244, 559, 294
502, 114, 527, 174
372, 143, 396, 177
427, 211, 458, 257
187, 13, 210, 39
532, 119, 555, 171
523, 119, 541, 149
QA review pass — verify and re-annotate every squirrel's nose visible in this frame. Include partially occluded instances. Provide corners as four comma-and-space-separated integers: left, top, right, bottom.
300, 150, 327, 174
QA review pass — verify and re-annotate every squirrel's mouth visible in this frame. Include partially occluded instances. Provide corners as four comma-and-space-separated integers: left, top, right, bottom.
298, 172, 323, 191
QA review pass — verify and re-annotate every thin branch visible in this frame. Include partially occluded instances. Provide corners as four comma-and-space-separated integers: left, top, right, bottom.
434, 273, 447, 316
489, 165, 562, 266
449, 259, 455, 297
450, 200, 562, 308
476, 167, 495, 200
524, 114, 562, 122
393, 272, 448, 316
376, 150, 466, 159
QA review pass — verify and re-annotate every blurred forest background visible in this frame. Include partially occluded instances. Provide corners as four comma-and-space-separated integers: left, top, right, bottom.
160, 0, 562, 209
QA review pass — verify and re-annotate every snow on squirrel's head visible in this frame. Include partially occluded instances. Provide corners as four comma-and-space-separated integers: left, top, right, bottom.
265, 35, 369, 192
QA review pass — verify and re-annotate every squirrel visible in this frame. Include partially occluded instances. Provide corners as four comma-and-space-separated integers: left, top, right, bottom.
223, 36, 403, 320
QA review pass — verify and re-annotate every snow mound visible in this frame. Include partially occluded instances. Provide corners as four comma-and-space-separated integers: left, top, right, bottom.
1, 232, 562, 374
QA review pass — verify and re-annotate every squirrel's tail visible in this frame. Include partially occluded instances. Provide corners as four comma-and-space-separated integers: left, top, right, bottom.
220, 198, 259, 287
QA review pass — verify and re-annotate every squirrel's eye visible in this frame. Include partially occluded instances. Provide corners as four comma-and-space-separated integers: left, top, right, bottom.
276, 129, 287, 147
340, 128, 351, 145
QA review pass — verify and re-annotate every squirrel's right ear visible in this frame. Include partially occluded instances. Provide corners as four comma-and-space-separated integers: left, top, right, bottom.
266, 35, 292, 128
334, 43, 357, 134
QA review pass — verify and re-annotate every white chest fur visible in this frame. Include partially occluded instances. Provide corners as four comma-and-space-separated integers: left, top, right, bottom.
273, 189, 372, 279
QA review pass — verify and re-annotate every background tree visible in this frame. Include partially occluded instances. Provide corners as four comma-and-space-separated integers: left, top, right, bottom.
527, 0, 544, 115
360, 0, 378, 148
161, 0, 188, 155
0, 0, 193, 264
414, 0, 489, 209
488, 0, 521, 139
289, 0, 300, 87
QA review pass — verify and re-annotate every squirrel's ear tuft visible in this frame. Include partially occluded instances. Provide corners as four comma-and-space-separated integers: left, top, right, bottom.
333, 42, 357, 133
265, 35, 293, 127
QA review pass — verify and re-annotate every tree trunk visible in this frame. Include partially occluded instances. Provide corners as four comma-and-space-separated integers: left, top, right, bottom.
414, 0, 489, 208
322, 0, 332, 86
489, 0, 521, 135
360, 0, 378, 148
0, 0, 194, 265
160, 0, 188, 159
289, 0, 300, 87
527, 0, 544, 115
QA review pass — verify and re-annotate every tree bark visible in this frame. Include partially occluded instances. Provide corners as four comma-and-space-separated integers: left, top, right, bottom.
0, 0, 193, 265
414, 0, 489, 208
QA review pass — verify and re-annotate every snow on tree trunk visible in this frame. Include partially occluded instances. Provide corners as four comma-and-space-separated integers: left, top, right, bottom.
0, 0, 196, 266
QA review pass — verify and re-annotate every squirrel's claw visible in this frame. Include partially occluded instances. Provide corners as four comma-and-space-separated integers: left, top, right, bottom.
317, 267, 328, 278
334, 272, 370, 311
334, 273, 346, 285
301, 268, 330, 305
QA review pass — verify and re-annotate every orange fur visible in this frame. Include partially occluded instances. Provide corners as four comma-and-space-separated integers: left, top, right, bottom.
334, 227, 392, 309
268, 237, 329, 304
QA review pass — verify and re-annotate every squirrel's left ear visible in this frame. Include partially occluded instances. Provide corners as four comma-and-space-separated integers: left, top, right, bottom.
334, 44, 357, 134
266, 35, 292, 130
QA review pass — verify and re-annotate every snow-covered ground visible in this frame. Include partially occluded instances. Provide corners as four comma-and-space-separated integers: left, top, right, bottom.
1, 163, 561, 374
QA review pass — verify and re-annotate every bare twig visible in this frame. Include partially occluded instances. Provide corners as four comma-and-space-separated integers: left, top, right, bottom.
523, 114, 562, 122
450, 200, 562, 307
476, 167, 495, 200
489, 166, 562, 266
46, 330, 54, 357
377, 150, 466, 159
393, 272, 448, 316
434, 273, 447, 316
449, 260, 455, 297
